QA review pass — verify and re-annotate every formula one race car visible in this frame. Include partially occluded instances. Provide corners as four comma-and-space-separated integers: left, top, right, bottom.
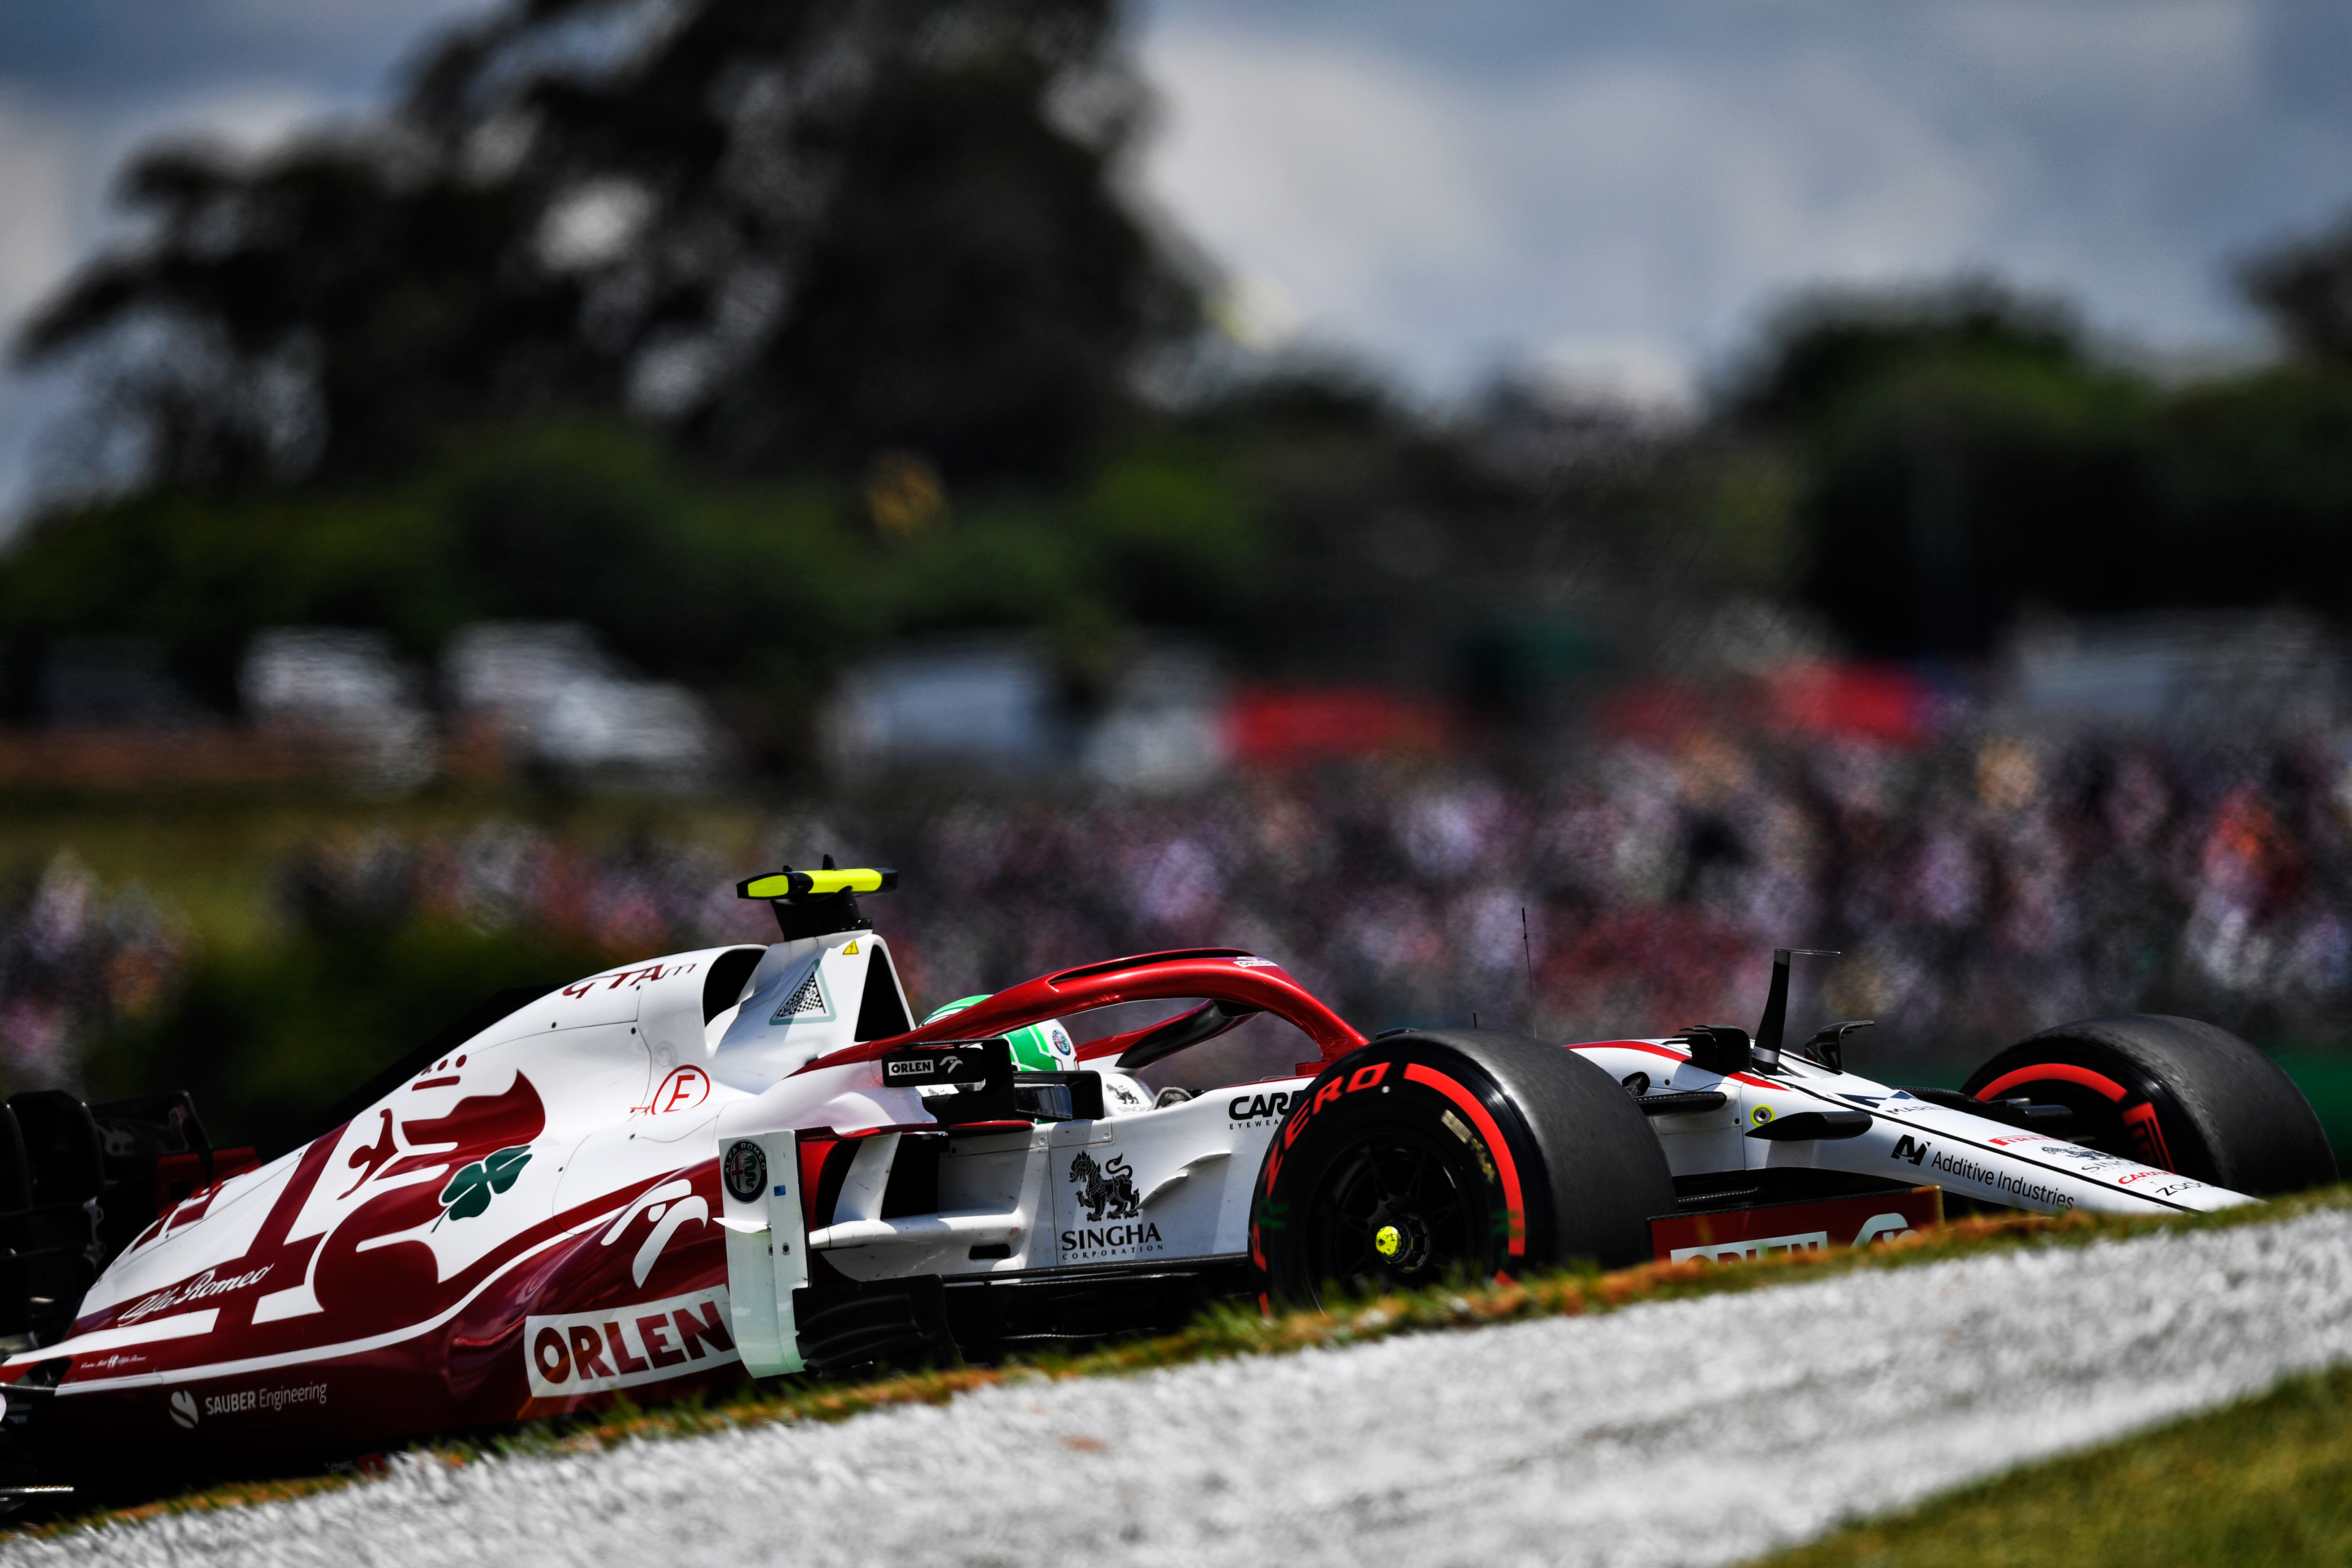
0, 867, 2336, 1501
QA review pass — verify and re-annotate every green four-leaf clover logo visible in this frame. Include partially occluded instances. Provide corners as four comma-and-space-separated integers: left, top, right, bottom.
438, 1145, 532, 1221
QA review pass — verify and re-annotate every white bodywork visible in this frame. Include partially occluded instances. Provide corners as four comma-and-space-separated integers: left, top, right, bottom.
6, 914, 2268, 1478
708, 936, 2256, 1374
716, 1085, 1309, 1375
1570, 1041, 2255, 1217
705, 931, 1311, 1374
32, 926, 2251, 1396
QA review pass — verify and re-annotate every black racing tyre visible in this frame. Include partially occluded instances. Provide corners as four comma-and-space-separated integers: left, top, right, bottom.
1961, 1014, 2336, 1197
1250, 1029, 1674, 1308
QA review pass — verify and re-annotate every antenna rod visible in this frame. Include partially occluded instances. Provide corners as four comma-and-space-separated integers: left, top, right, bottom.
1522, 906, 1537, 1035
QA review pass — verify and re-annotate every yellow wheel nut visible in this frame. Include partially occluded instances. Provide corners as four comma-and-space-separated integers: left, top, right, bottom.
1374, 1224, 1403, 1259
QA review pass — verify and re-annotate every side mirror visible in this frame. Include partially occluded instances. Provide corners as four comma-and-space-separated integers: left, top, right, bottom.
1795, 1019, 1875, 1075
1011, 1072, 1105, 1122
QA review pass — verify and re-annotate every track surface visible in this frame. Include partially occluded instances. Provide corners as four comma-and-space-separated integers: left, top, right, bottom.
14, 1209, 2352, 1568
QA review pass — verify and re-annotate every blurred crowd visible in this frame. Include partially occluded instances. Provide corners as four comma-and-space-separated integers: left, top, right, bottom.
10, 716, 2352, 1095
882, 725, 2352, 1077
0, 855, 188, 1089
271, 825, 776, 959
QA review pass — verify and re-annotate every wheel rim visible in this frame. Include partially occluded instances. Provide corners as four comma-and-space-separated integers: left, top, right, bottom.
1968, 1057, 2186, 1173
1299, 1126, 1486, 1298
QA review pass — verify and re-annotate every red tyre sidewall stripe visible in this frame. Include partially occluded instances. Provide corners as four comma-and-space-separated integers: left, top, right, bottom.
1976, 1062, 2131, 1104
2121, 1101, 2176, 1170
1402, 1063, 1525, 1257
1978, 1060, 2179, 1172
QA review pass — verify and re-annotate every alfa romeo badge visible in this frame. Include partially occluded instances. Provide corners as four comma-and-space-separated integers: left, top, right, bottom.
723, 1138, 768, 1202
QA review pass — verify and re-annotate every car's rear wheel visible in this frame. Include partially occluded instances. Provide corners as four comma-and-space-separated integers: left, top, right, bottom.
1961, 1014, 2336, 1196
1252, 1029, 1673, 1308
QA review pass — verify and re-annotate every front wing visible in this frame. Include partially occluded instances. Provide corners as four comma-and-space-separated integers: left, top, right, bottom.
1570, 1041, 2254, 1217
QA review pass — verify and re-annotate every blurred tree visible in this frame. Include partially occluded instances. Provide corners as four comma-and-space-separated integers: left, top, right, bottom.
2244, 209, 2352, 365
1172, 370, 1561, 688
1726, 283, 2132, 657
1729, 270, 2352, 659
0, 420, 1274, 737
1725, 280, 2085, 434
0, 424, 870, 719
2202, 212, 2352, 596
16, 0, 1197, 494
2151, 369, 2352, 607
17, 144, 585, 488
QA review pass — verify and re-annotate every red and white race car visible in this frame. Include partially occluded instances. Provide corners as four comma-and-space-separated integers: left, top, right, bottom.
0, 866, 2334, 1500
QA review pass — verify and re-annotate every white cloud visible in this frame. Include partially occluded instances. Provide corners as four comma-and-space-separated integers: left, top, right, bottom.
160, 86, 337, 155
4, 0, 2349, 528
0, 0, 495, 531
1528, 337, 1696, 419
0, 92, 79, 323
1147, 31, 1498, 335
0, 82, 340, 324
1138, 1, 2346, 400
0, 83, 334, 534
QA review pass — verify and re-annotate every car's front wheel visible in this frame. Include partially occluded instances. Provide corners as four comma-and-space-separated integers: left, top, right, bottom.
1961, 1013, 2336, 1196
1251, 1029, 1673, 1308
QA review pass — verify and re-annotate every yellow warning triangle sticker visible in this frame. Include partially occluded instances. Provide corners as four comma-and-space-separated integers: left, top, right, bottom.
842, 939, 860, 955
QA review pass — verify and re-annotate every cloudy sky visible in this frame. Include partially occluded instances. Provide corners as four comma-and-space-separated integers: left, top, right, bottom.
2, 0, 2349, 523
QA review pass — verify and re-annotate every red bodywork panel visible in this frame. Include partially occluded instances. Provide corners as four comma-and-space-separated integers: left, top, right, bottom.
3, 945, 1368, 1478
1650, 1187, 1944, 1264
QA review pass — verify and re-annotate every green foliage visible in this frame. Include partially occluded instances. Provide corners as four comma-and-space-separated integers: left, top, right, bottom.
1805, 349, 2155, 654
2271, 1051, 2352, 1166
1162, 372, 1552, 677
1765, 1362, 2352, 1568
1081, 446, 1262, 609
2152, 367, 2352, 602
419, 425, 872, 689
2242, 207, 2352, 366
1732, 278, 2352, 656
708, 16, 1198, 482
0, 423, 853, 710
1726, 280, 2089, 433
0, 420, 1268, 724
0, 486, 441, 709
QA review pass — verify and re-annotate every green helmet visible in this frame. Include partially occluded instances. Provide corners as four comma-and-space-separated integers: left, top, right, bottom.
922, 995, 1077, 1073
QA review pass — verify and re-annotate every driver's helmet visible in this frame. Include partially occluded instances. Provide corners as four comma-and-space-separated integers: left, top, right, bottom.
922, 995, 1077, 1073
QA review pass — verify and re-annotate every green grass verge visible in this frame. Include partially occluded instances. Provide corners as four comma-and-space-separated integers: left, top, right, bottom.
2273, 1051, 2352, 1169
16, 1184, 2352, 1543
1759, 1361, 2352, 1568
